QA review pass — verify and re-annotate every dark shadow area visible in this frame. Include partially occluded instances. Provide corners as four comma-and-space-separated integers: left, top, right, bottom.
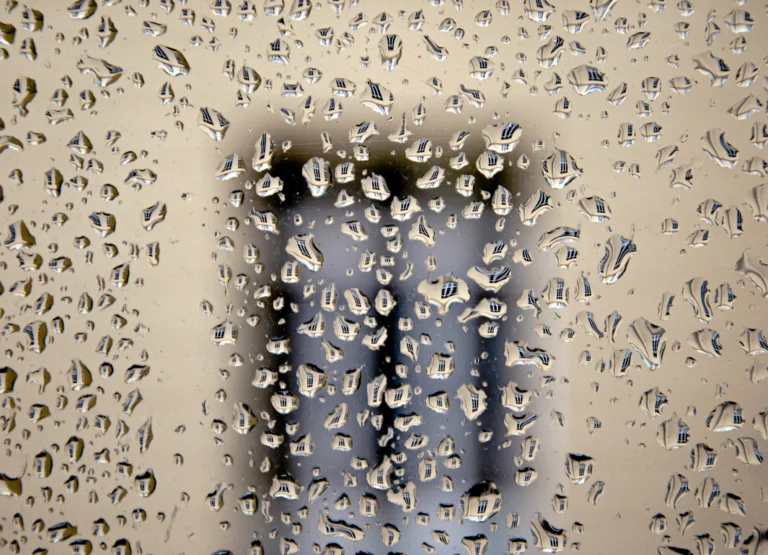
232, 126, 549, 554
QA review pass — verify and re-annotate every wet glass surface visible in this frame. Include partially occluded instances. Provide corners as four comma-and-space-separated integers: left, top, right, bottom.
1, 0, 768, 554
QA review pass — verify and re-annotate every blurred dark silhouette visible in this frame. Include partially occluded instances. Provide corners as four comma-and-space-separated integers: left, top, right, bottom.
240, 134, 543, 554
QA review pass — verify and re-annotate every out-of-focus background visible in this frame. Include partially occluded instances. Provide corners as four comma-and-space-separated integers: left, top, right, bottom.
1, 0, 767, 554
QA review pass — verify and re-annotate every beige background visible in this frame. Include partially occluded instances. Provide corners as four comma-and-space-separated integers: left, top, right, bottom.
0, 0, 766, 553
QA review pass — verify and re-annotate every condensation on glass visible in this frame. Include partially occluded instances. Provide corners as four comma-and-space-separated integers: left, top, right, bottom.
0, 0, 767, 554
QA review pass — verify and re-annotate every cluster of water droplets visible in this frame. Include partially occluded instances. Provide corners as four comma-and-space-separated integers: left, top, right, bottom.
2, 0, 768, 554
